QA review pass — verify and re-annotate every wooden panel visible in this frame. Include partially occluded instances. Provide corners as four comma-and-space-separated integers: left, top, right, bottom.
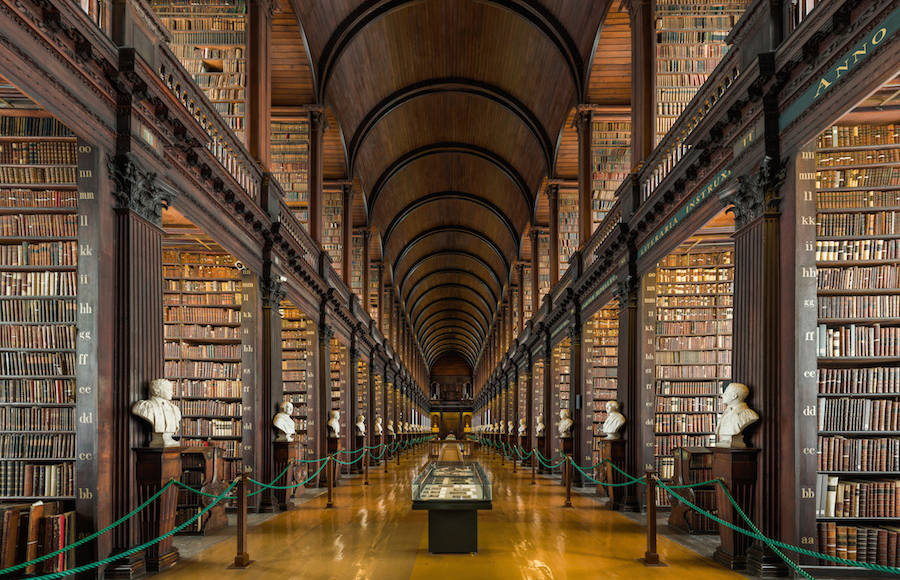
430, 353, 472, 376
555, 109, 578, 179
586, 6, 631, 105
271, 3, 315, 106
323, 108, 347, 179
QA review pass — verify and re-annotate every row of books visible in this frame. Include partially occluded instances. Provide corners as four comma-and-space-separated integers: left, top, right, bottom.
0, 379, 74, 404
657, 380, 721, 395
0, 118, 72, 137
816, 476, 900, 518
816, 240, 900, 262
817, 266, 900, 290
816, 324, 900, 357
164, 343, 240, 359
656, 396, 722, 412
657, 269, 733, 283
816, 211, 900, 237
163, 252, 238, 266
175, 380, 242, 399
0, 167, 75, 185
181, 418, 241, 437
157, 18, 246, 32
164, 307, 241, 324
0, 189, 76, 208
0, 324, 74, 350
0, 271, 76, 296
817, 398, 899, 431
817, 168, 900, 189
0, 241, 76, 266
195, 74, 246, 89
817, 149, 900, 168
164, 325, 240, 340
0, 462, 73, 497
817, 125, 900, 148
0, 352, 74, 377
0, 407, 73, 430
655, 434, 716, 457
654, 413, 715, 433
655, 364, 731, 380
657, 309, 733, 322
0, 213, 76, 237
165, 280, 240, 293
177, 400, 242, 417
656, 43, 728, 59
165, 293, 241, 307
163, 265, 239, 279
654, 350, 731, 364
0, 433, 74, 458
657, 295, 732, 308
818, 190, 900, 209
818, 435, 900, 471
163, 361, 240, 379
818, 367, 900, 395
816, 522, 899, 567
0, 502, 75, 573
0, 142, 76, 165
657, 335, 731, 350
0, 299, 74, 323
657, 282, 733, 295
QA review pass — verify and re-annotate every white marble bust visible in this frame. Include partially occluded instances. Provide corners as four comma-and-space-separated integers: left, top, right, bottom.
328, 410, 341, 438
517, 418, 526, 436
404, 421, 410, 433
716, 382, 759, 448
356, 414, 366, 436
535, 414, 545, 437
557, 409, 573, 439
273, 401, 296, 442
602, 401, 626, 440
498, 421, 505, 435
507, 420, 514, 435
132, 378, 182, 447
375, 416, 383, 435
387, 419, 395, 436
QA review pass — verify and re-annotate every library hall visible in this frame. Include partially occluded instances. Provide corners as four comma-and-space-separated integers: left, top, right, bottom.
0, 0, 899, 578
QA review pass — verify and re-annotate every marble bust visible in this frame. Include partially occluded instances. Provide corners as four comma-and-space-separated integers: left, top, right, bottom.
375, 416, 383, 435
403, 421, 410, 433
517, 418, 526, 436
715, 382, 759, 448
327, 410, 341, 438
557, 409, 573, 439
387, 419, 395, 436
507, 420, 514, 436
535, 414, 545, 437
273, 401, 296, 442
602, 401, 626, 440
356, 414, 366, 436
132, 378, 182, 447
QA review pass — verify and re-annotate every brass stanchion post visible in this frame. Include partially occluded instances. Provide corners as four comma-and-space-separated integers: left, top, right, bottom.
364, 449, 369, 485
531, 452, 536, 485
229, 469, 252, 569
564, 456, 572, 507
640, 470, 665, 566
326, 456, 334, 508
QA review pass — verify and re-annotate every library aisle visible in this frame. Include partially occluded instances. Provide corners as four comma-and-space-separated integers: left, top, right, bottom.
156, 448, 741, 580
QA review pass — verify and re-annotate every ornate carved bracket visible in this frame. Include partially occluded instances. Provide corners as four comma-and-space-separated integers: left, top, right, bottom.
724, 156, 787, 228
107, 153, 173, 226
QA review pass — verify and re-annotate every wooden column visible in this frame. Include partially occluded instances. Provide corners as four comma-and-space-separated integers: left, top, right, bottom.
575, 108, 593, 245
541, 330, 553, 467
548, 184, 560, 285
257, 273, 285, 513
570, 312, 587, 485
246, 0, 272, 166
362, 231, 371, 313
523, 353, 534, 459
376, 262, 384, 334
507, 297, 514, 348
615, 273, 642, 511
317, 317, 333, 486
629, 0, 655, 166
341, 183, 353, 287
531, 229, 540, 313
106, 152, 172, 578
346, 336, 358, 474
517, 264, 525, 332
308, 109, 326, 243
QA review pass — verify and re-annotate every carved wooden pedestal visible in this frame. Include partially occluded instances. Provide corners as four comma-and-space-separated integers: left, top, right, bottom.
519, 436, 531, 466
560, 437, 573, 484
327, 437, 340, 487
353, 435, 365, 474
711, 447, 759, 570
370, 435, 382, 465
536, 435, 547, 473
597, 439, 626, 509
135, 447, 181, 573
273, 441, 298, 511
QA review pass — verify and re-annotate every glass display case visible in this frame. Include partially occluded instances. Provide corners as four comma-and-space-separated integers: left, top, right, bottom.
411, 461, 492, 553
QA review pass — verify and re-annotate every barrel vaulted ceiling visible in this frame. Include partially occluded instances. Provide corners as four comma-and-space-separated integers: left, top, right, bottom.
281, 0, 615, 371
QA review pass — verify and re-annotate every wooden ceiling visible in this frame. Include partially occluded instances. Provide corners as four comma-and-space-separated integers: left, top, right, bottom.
278, 0, 622, 369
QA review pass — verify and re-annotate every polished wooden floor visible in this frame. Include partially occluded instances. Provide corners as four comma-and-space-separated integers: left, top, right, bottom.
159, 446, 742, 579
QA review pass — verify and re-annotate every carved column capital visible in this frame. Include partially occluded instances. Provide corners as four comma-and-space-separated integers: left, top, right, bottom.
546, 182, 559, 202
724, 156, 787, 228
260, 275, 286, 308
573, 107, 593, 138
613, 274, 638, 303
107, 153, 173, 226
308, 107, 328, 133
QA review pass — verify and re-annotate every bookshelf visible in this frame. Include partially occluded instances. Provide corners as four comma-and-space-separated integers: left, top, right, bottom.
163, 249, 246, 481
585, 302, 619, 467
368, 264, 379, 321
351, 233, 364, 305
270, 119, 310, 228
591, 120, 631, 230
150, 0, 248, 144
373, 372, 383, 426
356, 358, 369, 428
523, 264, 533, 322
654, 0, 749, 145
323, 189, 342, 276
330, 338, 347, 435
551, 337, 571, 466
538, 232, 551, 301
558, 189, 578, 277
0, 115, 77, 504
517, 370, 528, 433
533, 356, 545, 440
511, 286, 520, 342
813, 123, 900, 567
280, 302, 314, 477
653, 245, 733, 506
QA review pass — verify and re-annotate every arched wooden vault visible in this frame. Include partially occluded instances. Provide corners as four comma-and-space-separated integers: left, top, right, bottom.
283, 0, 613, 369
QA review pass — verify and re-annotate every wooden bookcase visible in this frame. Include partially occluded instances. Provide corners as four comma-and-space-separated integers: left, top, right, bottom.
329, 338, 347, 436
654, 0, 749, 145
150, 0, 248, 144
591, 120, 631, 230
538, 232, 551, 301
558, 188, 578, 277
550, 336, 571, 467
585, 302, 619, 467
373, 371, 384, 425
280, 302, 315, 480
323, 189, 342, 276
812, 123, 900, 567
351, 232, 364, 304
356, 358, 369, 430
270, 119, 310, 228
368, 264, 379, 321
523, 264, 533, 321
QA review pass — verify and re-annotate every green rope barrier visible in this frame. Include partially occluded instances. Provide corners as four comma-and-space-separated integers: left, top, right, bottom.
664, 477, 723, 489
0, 480, 178, 577
569, 461, 646, 488
28, 478, 239, 580
173, 479, 223, 499
337, 447, 369, 456
603, 458, 648, 485
248, 457, 330, 492
332, 452, 368, 466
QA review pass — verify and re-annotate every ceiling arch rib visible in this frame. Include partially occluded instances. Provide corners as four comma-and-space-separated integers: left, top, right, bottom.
417, 310, 487, 342
408, 284, 494, 327
392, 225, 510, 286
422, 329, 479, 356
398, 251, 503, 303
419, 320, 483, 349
315, 0, 583, 104
404, 269, 498, 310
425, 339, 478, 367
412, 298, 490, 335
347, 77, 554, 172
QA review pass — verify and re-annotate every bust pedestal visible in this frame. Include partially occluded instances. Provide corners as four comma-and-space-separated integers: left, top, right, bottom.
353, 435, 365, 474
134, 447, 181, 572
536, 435, 547, 473
370, 435, 382, 465
711, 447, 759, 569
326, 437, 341, 487
596, 439, 626, 508
273, 441, 299, 510
519, 435, 531, 466
560, 437, 573, 485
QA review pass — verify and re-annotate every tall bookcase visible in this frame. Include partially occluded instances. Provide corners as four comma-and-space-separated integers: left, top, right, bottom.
651, 245, 733, 506
558, 189, 578, 277
368, 264, 379, 321
329, 338, 347, 435
356, 358, 369, 429
0, 115, 78, 504
654, 0, 749, 145
585, 302, 619, 466
163, 249, 247, 481
351, 233, 364, 304
373, 371, 383, 425
280, 302, 315, 474
813, 123, 900, 567
323, 189, 342, 276
523, 264, 533, 322
517, 370, 528, 433
150, 0, 248, 144
538, 232, 551, 301
591, 120, 631, 230
270, 119, 310, 228
550, 337, 571, 467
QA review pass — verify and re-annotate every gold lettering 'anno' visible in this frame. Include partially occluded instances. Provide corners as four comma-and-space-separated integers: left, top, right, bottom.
814, 27, 887, 99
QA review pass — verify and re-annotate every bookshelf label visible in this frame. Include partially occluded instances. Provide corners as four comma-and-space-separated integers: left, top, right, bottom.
801, 487, 815, 499
78, 487, 93, 499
